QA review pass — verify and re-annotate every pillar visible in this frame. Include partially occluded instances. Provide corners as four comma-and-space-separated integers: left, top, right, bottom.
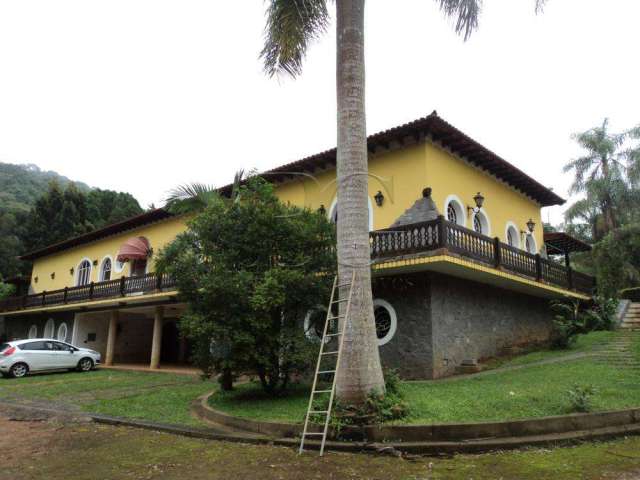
150, 306, 164, 369
105, 310, 118, 366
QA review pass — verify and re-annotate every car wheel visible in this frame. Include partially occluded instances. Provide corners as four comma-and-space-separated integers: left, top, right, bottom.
9, 363, 29, 378
78, 357, 93, 372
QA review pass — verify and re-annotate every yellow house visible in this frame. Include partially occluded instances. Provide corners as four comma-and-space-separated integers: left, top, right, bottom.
0, 112, 593, 379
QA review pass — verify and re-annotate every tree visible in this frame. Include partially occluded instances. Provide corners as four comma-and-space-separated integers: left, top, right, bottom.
0, 277, 14, 300
20, 182, 143, 253
157, 177, 336, 394
563, 119, 640, 235
260, 0, 546, 403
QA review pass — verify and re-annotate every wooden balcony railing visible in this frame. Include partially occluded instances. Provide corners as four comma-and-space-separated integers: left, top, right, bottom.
370, 215, 596, 296
0, 272, 176, 313
0, 218, 596, 314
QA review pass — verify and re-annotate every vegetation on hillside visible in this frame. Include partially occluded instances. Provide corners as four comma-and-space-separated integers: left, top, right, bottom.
0, 162, 143, 280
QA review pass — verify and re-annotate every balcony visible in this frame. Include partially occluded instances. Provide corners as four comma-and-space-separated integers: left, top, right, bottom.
370, 216, 595, 296
0, 272, 177, 314
0, 217, 595, 314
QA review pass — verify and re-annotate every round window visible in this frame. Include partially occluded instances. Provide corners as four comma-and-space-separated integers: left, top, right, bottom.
57, 322, 68, 342
372, 299, 397, 346
304, 306, 329, 341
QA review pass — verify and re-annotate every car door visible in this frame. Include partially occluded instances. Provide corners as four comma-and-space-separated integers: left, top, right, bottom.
52, 342, 77, 368
18, 341, 52, 371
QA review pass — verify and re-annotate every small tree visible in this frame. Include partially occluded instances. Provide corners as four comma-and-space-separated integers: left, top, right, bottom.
0, 278, 14, 300
157, 177, 336, 394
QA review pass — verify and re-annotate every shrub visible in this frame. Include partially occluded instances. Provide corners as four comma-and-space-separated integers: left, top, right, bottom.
551, 300, 586, 349
567, 384, 596, 413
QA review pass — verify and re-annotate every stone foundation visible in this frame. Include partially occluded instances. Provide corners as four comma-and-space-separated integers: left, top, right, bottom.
373, 272, 554, 380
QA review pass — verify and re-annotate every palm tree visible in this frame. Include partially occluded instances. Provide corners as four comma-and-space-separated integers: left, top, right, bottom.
563, 119, 632, 235
261, 0, 546, 403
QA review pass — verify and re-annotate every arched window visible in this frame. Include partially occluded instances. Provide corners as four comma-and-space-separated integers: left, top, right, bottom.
44, 318, 55, 339
447, 203, 458, 224
471, 210, 490, 236
526, 235, 537, 254
444, 195, 465, 227
505, 222, 520, 248
373, 299, 397, 346
100, 257, 112, 281
28, 325, 38, 339
77, 259, 92, 286
57, 323, 68, 342
328, 197, 374, 231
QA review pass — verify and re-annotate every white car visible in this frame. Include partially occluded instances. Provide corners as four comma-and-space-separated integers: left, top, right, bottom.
0, 338, 101, 378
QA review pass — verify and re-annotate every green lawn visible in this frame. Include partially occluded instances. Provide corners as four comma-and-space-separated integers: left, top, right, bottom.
208, 331, 640, 425
0, 369, 215, 426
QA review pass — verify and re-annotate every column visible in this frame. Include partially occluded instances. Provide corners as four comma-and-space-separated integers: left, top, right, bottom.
150, 306, 164, 369
105, 310, 118, 366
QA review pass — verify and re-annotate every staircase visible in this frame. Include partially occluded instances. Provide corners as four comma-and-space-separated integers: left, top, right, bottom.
620, 302, 640, 331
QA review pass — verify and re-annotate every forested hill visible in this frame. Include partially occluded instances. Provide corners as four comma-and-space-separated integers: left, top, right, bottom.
0, 162, 144, 280
0, 163, 90, 212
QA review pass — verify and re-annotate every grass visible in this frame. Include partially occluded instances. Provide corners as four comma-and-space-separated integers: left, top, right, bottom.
6, 420, 640, 480
208, 331, 640, 425
0, 369, 215, 426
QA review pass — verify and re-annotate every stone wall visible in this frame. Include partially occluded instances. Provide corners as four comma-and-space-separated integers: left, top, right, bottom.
428, 272, 554, 378
372, 274, 434, 380
370, 272, 554, 380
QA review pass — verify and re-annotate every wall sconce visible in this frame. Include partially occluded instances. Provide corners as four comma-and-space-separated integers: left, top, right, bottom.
526, 218, 536, 233
69, 267, 74, 276
374, 190, 385, 207
34, 276, 38, 283
93, 259, 99, 266
50, 272, 55, 280
467, 192, 485, 215
317, 204, 326, 215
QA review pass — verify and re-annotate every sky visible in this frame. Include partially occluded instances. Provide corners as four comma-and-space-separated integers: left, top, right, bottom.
0, 0, 638, 225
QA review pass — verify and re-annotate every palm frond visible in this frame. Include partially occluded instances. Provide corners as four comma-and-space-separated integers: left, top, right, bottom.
165, 183, 219, 214
261, 0, 329, 77
436, 0, 482, 41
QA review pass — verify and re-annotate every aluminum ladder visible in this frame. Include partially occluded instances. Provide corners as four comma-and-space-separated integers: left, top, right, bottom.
298, 271, 355, 456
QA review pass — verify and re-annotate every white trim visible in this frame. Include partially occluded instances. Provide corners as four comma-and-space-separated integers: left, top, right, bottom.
328, 197, 374, 231
505, 221, 520, 248
471, 208, 491, 236
304, 305, 328, 342
75, 257, 93, 286
43, 318, 55, 339
99, 255, 114, 282
372, 298, 397, 346
444, 194, 466, 228
57, 322, 68, 342
28, 324, 38, 339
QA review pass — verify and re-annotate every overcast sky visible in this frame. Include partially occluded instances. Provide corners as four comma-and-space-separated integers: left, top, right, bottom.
1, 0, 638, 225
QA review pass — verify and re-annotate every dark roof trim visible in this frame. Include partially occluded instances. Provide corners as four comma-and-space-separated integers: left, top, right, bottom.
20, 209, 174, 261
222, 111, 565, 207
544, 231, 592, 255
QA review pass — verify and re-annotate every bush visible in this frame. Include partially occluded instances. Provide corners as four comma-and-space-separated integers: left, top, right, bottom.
551, 300, 586, 349
567, 384, 596, 413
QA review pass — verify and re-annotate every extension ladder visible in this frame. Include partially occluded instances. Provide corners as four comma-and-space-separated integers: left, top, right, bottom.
298, 272, 355, 456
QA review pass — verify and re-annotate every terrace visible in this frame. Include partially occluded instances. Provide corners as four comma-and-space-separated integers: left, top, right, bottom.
0, 217, 594, 314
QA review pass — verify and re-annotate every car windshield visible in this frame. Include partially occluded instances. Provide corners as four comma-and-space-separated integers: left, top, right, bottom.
0, 343, 10, 353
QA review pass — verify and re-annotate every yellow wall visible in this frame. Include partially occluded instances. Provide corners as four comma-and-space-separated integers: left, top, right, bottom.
28, 140, 544, 293
275, 141, 543, 249
30, 216, 188, 293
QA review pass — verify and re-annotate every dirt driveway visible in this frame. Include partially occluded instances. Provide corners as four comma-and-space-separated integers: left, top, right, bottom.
2, 411, 640, 480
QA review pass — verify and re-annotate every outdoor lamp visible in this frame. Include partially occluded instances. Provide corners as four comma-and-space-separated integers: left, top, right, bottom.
374, 190, 385, 207
467, 192, 485, 215
526, 218, 536, 233
69, 268, 74, 276
317, 204, 326, 215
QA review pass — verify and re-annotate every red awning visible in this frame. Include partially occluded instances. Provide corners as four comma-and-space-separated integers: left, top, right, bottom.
116, 237, 151, 262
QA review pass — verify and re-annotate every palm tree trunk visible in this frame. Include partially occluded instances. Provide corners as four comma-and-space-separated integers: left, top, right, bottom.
334, 0, 385, 404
